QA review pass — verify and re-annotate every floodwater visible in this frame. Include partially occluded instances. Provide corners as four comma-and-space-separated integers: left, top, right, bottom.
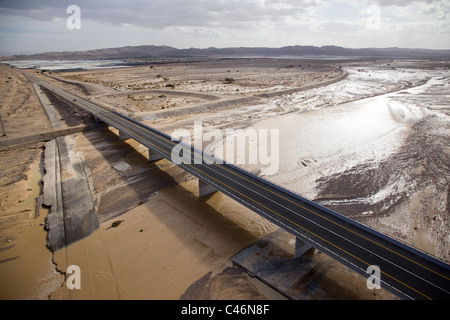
246, 71, 450, 199
4, 60, 127, 71
243, 71, 449, 260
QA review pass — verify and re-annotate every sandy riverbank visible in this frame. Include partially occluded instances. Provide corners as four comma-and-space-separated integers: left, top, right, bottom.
0, 145, 63, 299
0, 64, 63, 299
50, 178, 278, 299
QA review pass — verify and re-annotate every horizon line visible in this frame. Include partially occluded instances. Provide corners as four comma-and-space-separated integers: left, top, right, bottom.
2, 43, 450, 59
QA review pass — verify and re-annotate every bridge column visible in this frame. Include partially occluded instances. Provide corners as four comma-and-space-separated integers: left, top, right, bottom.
93, 115, 103, 123
198, 179, 217, 197
119, 131, 131, 141
294, 238, 314, 259
148, 149, 163, 162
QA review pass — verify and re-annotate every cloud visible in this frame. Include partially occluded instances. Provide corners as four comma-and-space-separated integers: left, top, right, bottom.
0, 0, 323, 30
0, 0, 449, 54
368, 0, 423, 6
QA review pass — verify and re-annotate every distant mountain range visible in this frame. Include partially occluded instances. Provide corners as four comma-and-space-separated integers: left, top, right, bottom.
2, 45, 450, 61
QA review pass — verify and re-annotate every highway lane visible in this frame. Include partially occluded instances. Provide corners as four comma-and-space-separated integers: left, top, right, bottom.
26, 72, 450, 300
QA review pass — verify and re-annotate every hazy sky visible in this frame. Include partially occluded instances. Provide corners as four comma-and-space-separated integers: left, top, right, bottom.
0, 0, 449, 55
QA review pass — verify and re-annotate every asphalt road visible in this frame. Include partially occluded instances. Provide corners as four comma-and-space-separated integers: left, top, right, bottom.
27, 72, 450, 300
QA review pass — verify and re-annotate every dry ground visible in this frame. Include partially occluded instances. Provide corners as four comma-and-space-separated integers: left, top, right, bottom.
55, 59, 343, 116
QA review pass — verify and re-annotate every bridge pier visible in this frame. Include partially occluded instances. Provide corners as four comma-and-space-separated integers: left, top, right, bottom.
148, 149, 163, 162
231, 229, 319, 299
294, 238, 314, 259
198, 179, 217, 197
119, 131, 131, 141
93, 115, 103, 123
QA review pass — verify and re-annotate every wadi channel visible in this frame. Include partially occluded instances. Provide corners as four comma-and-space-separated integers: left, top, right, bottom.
0, 58, 448, 300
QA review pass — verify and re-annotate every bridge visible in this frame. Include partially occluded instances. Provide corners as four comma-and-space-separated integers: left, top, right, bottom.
26, 72, 450, 300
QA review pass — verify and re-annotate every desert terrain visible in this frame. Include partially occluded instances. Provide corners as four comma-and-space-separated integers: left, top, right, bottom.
0, 57, 448, 300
